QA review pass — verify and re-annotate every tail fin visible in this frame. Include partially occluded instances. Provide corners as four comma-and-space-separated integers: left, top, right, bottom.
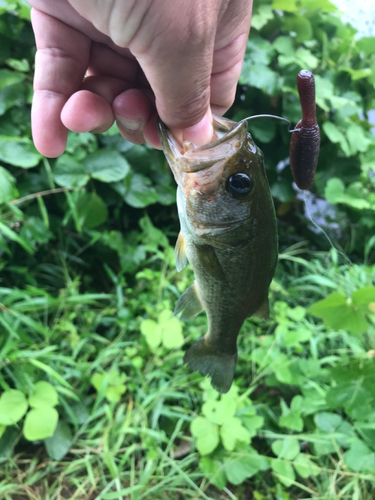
183, 337, 237, 393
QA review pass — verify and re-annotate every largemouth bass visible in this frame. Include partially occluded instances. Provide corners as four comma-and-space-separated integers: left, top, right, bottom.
157, 115, 278, 393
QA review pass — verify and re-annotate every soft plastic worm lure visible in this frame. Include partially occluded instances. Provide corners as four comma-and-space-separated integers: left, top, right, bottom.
239, 69, 320, 190
289, 70, 320, 190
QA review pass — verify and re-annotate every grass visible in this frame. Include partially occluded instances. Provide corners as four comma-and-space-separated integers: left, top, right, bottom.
1, 242, 375, 499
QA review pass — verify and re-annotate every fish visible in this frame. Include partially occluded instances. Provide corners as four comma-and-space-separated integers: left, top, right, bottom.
157, 115, 278, 393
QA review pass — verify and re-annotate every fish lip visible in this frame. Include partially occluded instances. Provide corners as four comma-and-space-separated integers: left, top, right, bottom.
186, 119, 245, 153
157, 115, 248, 173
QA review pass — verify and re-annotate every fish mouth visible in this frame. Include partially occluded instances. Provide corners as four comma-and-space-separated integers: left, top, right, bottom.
157, 115, 248, 174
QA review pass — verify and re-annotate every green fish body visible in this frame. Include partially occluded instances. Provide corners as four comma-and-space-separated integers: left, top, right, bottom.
157, 115, 278, 392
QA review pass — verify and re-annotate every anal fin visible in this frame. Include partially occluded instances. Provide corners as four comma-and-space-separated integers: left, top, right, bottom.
174, 281, 203, 321
175, 231, 188, 272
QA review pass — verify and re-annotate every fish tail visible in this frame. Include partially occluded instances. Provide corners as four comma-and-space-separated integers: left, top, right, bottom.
183, 337, 237, 393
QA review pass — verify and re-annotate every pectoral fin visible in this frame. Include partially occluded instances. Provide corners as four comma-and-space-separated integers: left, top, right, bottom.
175, 231, 188, 272
193, 243, 225, 281
252, 296, 270, 320
174, 281, 204, 321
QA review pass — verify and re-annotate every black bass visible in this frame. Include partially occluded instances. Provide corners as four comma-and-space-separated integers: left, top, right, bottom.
157, 115, 278, 393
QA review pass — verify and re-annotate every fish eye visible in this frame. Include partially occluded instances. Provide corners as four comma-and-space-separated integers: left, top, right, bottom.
227, 173, 253, 199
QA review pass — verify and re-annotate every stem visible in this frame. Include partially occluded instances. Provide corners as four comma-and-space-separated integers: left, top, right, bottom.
11, 187, 84, 205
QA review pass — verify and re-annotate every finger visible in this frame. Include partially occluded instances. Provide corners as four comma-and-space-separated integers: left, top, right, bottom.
211, 33, 249, 115
61, 90, 115, 133
113, 89, 154, 145
88, 42, 141, 85
29, 0, 134, 59
130, 2, 216, 135
211, 1, 252, 114
31, 8, 91, 157
81, 75, 133, 103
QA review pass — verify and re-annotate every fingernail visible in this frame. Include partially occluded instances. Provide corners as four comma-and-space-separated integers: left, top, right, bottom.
116, 116, 142, 132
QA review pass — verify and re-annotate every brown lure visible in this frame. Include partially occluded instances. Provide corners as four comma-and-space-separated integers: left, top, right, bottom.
289, 70, 320, 190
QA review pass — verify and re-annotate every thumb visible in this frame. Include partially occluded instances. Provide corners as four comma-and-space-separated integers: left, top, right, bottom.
131, 6, 216, 145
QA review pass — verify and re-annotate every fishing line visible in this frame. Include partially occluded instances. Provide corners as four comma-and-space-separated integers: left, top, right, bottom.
237, 114, 351, 265
239, 114, 300, 133
302, 191, 352, 265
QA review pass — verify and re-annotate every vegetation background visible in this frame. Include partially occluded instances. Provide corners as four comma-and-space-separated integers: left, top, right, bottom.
0, 0, 375, 498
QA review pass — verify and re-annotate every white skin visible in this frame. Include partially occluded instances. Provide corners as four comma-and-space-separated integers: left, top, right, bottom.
27, 0, 253, 157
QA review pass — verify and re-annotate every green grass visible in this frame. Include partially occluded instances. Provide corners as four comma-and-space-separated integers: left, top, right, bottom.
1, 242, 375, 499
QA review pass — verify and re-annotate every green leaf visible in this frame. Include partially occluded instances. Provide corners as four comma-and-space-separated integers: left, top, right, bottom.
20, 216, 53, 249
29, 381, 58, 409
271, 179, 294, 202
54, 155, 89, 187
76, 193, 108, 229
287, 306, 306, 321
271, 458, 296, 487
279, 398, 304, 432
352, 287, 375, 309
322, 122, 350, 155
0, 390, 28, 425
45, 420, 73, 460
344, 441, 375, 473
325, 178, 345, 203
223, 450, 262, 484
272, 438, 300, 460
251, 4, 274, 30
160, 315, 184, 350
105, 385, 127, 403
5, 58, 30, 72
309, 292, 369, 334
241, 414, 264, 436
314, 412, 342, 433
24, 407, 59, 441
326, 383, 372, 419
248, 118, 276, 143
199, 457, 227, 489
346, 125, 371, 154
0, 136, 42, 168
284, 327, 312, 346
283, 15, 313, 41
293, 453, 320, 478
0, 166, 17, 202
0, 221, 33, 253
202, 399, 236, 425
245, 36, 275, 65
240, 63, 281, 95
123, 174, 160, 208
84, 149, 130, 183
273, 36, 294, 55
140, 319, 162, 351
300, 0, 338, 11
357, 37, 375, 57
0, 69, 25, 89
272, 0, 297, 11
341, 67, 373, 81
91, 370, 127, 403
0, 83, 26, 115
191, 417, 220, 455
220, 417, 251, 451
273, 363, 293, 384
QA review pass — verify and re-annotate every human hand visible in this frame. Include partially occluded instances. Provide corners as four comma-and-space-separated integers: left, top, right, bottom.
28, 0, 253, 157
